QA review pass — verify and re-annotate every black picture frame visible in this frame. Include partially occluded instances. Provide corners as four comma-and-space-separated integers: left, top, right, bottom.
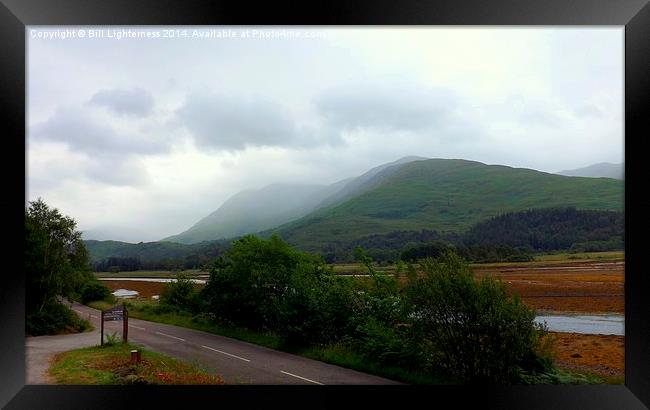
2, 0, 648, 408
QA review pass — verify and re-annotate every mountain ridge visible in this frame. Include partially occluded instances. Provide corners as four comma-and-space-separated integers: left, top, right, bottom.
266, 158, 623, 250
162, 156, 426, 244
557, 162, 623, 180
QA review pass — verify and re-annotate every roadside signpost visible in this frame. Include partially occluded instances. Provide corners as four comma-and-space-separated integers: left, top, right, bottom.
100, 303, 129, 345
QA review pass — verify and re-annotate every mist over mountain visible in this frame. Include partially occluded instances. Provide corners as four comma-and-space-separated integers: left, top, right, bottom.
162, 156, 426, 244
161, 183, 341, 244
557, 162, 623, 180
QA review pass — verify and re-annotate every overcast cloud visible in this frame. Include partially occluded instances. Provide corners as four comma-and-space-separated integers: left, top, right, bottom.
27, 27, 623, 242
89, 87, 155, 117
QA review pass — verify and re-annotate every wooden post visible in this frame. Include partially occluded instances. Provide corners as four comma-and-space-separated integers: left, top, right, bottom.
130, 350, 141, 364
100, 311, 104, 346
123, 303, 128, 344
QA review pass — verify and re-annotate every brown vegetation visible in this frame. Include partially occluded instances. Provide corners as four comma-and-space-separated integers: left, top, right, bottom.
545, 332, 624, 381
472, 261, 624, 314
99, 280, 204, 299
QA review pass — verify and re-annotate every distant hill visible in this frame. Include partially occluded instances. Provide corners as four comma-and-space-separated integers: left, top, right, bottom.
162, 156, 425, 244
89, 157, 624, 266
557, 162, 623, 180
267, 158, 624, 250
83, 239, 226, 264
161, 182, 351, 244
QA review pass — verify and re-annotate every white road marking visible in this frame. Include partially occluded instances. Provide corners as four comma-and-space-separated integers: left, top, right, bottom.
200, 345, 251, 362
155, 331, 186, 342
280, 370, 324, 385
129, 324, 146, 330
90, 315, 98, 318
73, 310, 84, 315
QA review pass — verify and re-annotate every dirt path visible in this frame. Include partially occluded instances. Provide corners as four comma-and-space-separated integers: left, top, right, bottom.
25, 327, 101, 384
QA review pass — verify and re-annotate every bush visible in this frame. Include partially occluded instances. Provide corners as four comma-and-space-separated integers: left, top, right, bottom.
26, 301, 92, 336
160, 274, 199, 313
278, 272, 355, 347
202, 235, 323, 331
353, 316, 423, 368
403, 251, 549, 383
79, 280, 113, 304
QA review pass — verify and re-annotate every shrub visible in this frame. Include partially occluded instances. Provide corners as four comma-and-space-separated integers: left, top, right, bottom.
103, 331, 121, 346
403, 251, 549, 383
79, 280, 113, 304
160, 274, 199, 313
202, 235, 323, 331
278, 272, 355, 347
353, 316, 423, 368
26, 301, 92, 336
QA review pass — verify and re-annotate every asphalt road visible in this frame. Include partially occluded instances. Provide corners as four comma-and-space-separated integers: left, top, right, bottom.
64, 302, 400, 385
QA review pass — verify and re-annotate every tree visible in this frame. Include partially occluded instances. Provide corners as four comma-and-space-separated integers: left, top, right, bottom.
402, 251, 549, 383
25, 198, 93, 313
160, 273, 199, 313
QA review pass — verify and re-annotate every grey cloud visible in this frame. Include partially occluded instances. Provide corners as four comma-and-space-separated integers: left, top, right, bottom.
518, 109, 563, 128
84, 155, 150, 187
574, 104, 603, 119
30, 107, 168, 155
88, 87, 154, 117
177, 91, 298, 150
514, 99, 565, 129
315, 84, 458, 133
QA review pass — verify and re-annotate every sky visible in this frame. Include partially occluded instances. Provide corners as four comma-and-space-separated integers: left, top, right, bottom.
27, 27, 624, 242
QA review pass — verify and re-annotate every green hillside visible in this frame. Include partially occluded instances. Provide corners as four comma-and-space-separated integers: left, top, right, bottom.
83, 239, 225, 263
269, 159, 624, 250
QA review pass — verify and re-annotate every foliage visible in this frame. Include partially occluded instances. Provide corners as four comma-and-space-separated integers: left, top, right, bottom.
26, 300, 92, 335
25, 198, 98, 335
278, 270, 355, 347
463, 207, 624, 253
79, 280, 114, 304
25, 198, 93, 312
104, 331, 121, 346
85, 239, 227, 267
402, 252, 549, 383
400, 240, 455, 262
204, 236, 316, 330
160, 273, 201, 313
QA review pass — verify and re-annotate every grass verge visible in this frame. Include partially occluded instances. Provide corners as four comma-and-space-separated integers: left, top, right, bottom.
49, 343, 224, 385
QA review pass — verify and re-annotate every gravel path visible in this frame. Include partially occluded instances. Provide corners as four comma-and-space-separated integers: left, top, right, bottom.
25, 326, 101, 384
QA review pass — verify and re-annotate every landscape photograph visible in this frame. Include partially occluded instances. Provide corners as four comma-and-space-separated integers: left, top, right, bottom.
26, 26, 624, 385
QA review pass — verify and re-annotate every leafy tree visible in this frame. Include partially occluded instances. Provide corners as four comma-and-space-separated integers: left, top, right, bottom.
160, 273, 199, 313
79, 280, 113, 305
201, 234, 345, 342
25, 198, 93, 313
202, 235, 304, 330
402, 252, 548, 383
